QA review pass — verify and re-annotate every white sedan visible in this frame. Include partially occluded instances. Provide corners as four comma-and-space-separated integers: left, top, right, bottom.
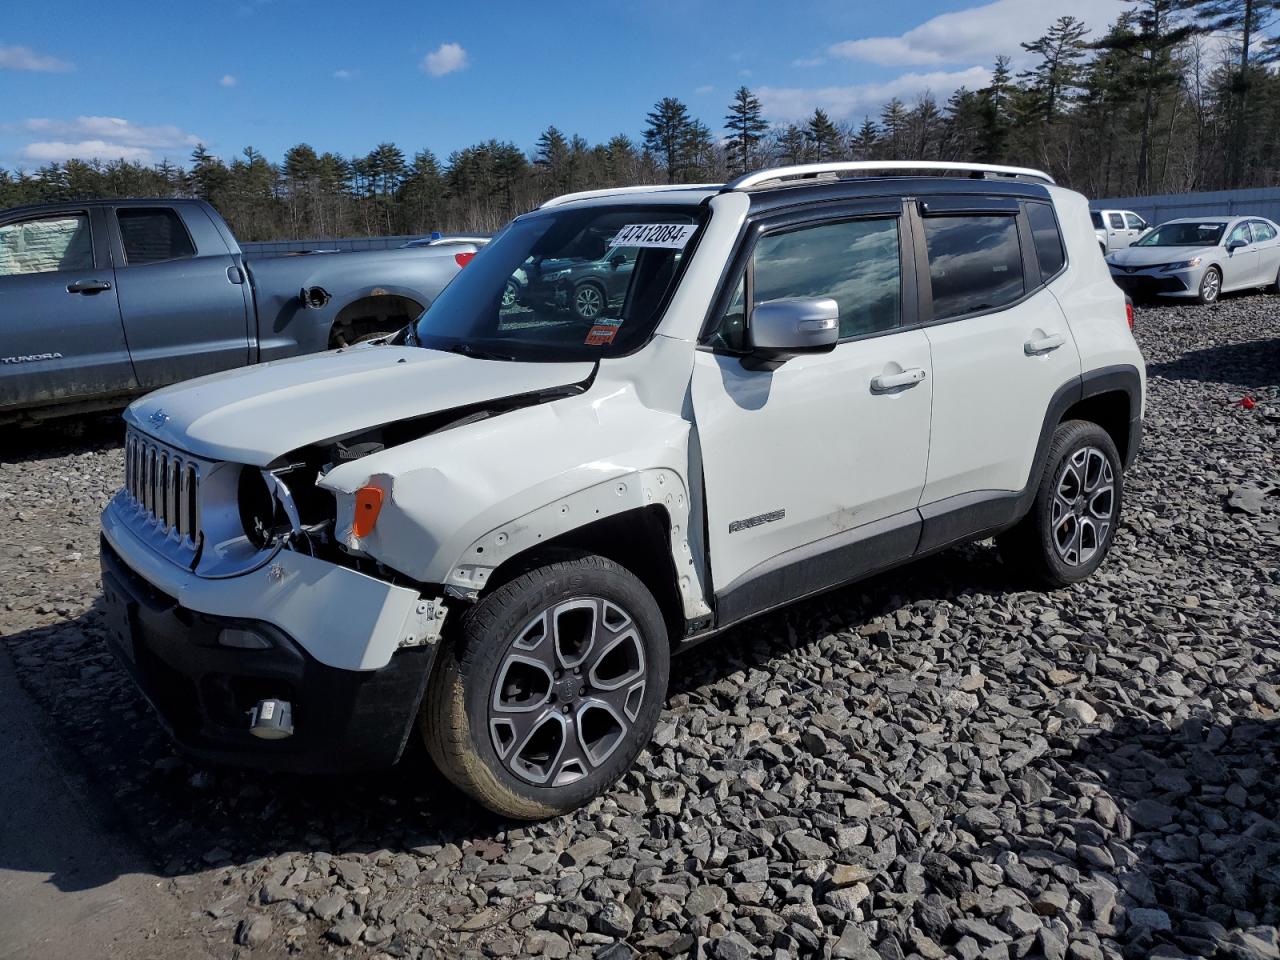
1106, 216, 1280, 304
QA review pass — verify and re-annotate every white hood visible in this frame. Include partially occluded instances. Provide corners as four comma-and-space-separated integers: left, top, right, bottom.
126, 346, 594, 466
1107, 245, 1215, 268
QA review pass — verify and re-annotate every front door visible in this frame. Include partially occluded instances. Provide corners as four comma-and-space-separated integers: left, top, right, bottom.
1221, 221, 1259, 291
110, 205, 251, 389
0, 207, 136, 411
692, 208, 933, 616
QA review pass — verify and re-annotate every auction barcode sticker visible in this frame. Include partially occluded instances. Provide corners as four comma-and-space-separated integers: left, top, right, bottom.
611, 223, 697, 249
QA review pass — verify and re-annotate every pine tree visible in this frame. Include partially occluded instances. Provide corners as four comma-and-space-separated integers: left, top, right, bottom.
1019, 16, 1091, 122
806, 108, 841, 161
776, 124, 808, 165
724, 86, 769, 174
850, 117, 879, 160
643, 97, 694, 183
879, 99, 909, 157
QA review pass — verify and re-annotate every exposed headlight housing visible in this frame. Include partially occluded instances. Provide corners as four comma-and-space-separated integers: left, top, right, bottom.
542, 269, 570, 282
1162, 257, 1202, 271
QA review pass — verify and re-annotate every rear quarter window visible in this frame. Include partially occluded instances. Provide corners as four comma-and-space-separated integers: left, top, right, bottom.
922, 215, 1025, 321
1025, 202, 1066, 281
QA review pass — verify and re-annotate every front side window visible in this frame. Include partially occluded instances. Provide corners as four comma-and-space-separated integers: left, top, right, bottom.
1227, 222, 1253, 247
1125, 213, 1145, 230
415, 205, 703, 361
1026, 203, 1066, 281
116, 208, 197, 265
0, 214, 93, 277
923, 215, 1024, 321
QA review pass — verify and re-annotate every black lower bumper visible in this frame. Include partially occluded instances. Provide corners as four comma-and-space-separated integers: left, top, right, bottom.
1111, 273, 1187, 297
99, 537, 436, 774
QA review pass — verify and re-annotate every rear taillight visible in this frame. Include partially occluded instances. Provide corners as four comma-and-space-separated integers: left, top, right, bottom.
1125, 301, 1134, 329
454, 251, 476, 268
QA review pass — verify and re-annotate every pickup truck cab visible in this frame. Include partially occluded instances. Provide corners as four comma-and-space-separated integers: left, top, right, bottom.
100, 162, 1145, 819
1092, 208, 1149, 253
0, 199, 479, 422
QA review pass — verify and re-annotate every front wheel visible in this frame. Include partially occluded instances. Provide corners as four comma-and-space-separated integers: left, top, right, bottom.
1197, 266, 1222, 304
997, 420, 1123, 588
571, 283, 606, 321
422, 553, 669, 819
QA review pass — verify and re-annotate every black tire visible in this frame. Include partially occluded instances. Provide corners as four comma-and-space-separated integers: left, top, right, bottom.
1196, 266, 1222, 304
1271, 265, 1280, 295
571, 282, 607, 322
501, 279, 520, 309
421, 552, 669, 820
997, 420, 1123, 588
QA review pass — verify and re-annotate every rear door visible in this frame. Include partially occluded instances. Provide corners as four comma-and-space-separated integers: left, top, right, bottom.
1106, 212, 1126, 250
110, 204, 251, 389
916, 197, 1080, 515
0, 207, 137, 411
1249, 220, 1280, 286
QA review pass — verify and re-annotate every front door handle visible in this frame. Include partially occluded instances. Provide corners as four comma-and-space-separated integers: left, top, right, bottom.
871, 367, 927, 392
67, 279, 112, 294
1024, 333, 1065, 356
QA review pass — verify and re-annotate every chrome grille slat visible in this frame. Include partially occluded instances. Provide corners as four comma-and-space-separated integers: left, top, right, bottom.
121, 428, 201, 550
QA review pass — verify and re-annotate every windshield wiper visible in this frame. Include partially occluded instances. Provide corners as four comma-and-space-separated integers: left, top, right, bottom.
440, 342, 518, 362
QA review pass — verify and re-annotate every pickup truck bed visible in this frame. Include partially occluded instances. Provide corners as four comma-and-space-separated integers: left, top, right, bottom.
0, 199, 478, 423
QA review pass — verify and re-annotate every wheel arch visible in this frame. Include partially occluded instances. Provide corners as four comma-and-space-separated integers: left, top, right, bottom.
328, 290, 426, 347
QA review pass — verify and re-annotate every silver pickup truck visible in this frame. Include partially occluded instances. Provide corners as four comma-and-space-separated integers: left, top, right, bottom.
0, 199, 479, 423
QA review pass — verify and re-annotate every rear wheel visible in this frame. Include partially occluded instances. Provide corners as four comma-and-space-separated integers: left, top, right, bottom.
422, 553, 669, 819
1197, 266, 1222, 304
997, 420, 1123, 588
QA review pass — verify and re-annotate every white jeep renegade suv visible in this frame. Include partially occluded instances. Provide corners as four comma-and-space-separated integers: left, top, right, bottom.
100, 162, 1145, 819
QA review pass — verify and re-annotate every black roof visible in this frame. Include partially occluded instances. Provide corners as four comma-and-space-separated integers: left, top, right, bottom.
1, 197, 210, 219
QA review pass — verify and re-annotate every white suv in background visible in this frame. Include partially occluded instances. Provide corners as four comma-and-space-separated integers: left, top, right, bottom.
100, 162, 1145, 819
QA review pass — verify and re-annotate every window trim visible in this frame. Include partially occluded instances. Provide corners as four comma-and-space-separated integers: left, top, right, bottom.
910, 201, 1034, 326
697, 198, 917, 354
0, 209, 98, 277
113, 206, 199, 267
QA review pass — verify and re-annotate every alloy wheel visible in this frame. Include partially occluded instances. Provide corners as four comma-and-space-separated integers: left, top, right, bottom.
501, 280, 519, 309
488, 598, 647, 787
1050, 446, 1115, 566
1201, 269, 1220, 302
574, 285, 603, 320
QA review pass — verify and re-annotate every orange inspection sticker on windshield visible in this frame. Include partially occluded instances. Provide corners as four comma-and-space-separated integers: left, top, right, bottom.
585, 318, 623, 345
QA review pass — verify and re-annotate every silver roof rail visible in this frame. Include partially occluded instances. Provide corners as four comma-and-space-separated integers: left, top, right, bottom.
727, 161, 1055, 190
540, 183, 720, 209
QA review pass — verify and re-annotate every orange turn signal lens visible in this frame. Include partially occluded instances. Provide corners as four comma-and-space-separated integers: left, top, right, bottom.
352, 486, 384, 538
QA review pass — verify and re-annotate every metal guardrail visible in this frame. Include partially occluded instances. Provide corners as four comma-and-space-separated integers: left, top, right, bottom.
1091, 187, 1280, 225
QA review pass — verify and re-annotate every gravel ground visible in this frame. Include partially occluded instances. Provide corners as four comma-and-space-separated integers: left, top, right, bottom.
1, 295, 1277, 960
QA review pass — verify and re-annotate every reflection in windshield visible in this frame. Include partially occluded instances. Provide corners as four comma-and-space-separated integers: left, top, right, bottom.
1136, 223, 1226, 247
415, 205, 703, 362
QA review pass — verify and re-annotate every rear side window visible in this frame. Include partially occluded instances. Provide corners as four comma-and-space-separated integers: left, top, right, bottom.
1026, 203, 1066, 281
1108, 213, 1125, 230
922, 215, 1024, 321
1252, 221, 1277, 242
751, 217, 901, 340
1090, 211, 1104, 229
117, 208, 196, 265
0, 214, 93, 276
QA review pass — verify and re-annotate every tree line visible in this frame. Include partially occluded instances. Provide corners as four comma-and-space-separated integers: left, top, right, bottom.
2, 0, 1277, 241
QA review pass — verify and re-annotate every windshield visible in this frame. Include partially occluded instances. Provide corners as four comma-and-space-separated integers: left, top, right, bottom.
414, 204, 705, 361
1136, 222, 1225, 247
1091, 211, 1103, 229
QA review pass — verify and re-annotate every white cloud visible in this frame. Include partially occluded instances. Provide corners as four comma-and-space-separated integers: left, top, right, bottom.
757, 66, 992, 122
695, 84, 715, 95
18, 117, 203, 164
220, 74, 237, 87
0, 43, 73, 72
793, 56, 826, 68
333, 68, 357, 80
421, 42, 468, 77
829, 0, 1118, 68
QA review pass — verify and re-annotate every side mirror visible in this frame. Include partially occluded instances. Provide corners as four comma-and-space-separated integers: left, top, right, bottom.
745, 298, 839, 368
609, 253, 626, 269
1227, 238, 1248, 251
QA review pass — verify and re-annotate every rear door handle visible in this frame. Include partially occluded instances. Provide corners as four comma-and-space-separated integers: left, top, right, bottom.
1024, 333, 1065, 356
871, 367, 927, 392
67, 279, 112, 294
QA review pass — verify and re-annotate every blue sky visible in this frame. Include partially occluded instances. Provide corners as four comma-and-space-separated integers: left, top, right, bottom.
1, 0, 1128, 170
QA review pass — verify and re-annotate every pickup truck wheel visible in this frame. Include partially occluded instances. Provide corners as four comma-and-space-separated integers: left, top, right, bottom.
997, 420, 1122, 588
422, 553, 669, 819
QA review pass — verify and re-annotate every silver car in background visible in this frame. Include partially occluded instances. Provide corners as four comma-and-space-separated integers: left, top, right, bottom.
1106, 216, 1280, 304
